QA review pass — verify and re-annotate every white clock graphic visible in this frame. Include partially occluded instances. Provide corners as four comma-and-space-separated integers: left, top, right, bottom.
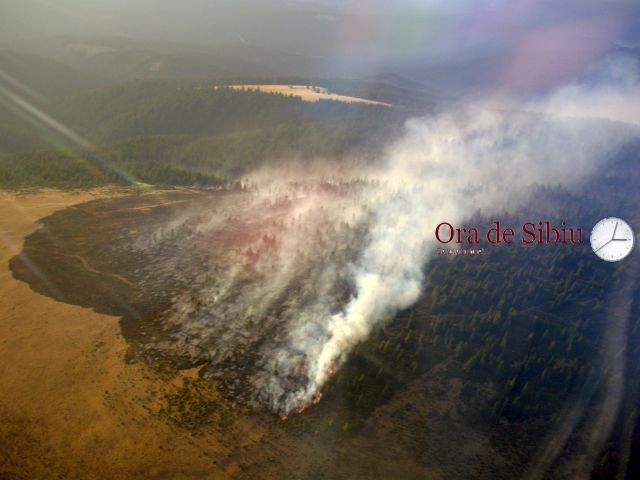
590, 217, 634, 262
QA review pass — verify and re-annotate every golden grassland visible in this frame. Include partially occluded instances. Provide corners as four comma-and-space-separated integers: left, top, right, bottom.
0, 189, 239, 479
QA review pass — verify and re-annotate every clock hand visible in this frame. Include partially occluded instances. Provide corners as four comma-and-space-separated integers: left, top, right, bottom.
595, 238, 613, 252
612, 222, 618, 240
611, 238, 630, 242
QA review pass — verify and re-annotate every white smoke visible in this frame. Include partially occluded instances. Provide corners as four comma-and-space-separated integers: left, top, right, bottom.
254, 55, 640, 413
527, 55, 640, 126
130, 56, 639, 415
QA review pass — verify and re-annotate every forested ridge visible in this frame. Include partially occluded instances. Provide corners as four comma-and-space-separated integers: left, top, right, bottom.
311, 190, 640, 477
0, 81, 408, 188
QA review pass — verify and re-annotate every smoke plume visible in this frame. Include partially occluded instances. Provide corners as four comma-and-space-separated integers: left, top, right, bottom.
250, 56, 639, 413
130, 56, 639, 415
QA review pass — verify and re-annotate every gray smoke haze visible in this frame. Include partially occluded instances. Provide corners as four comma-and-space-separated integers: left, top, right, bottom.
3, 0, 639, 95
528, 55, 640, 126
126, 55, 638, 415
249, 55, 639, 413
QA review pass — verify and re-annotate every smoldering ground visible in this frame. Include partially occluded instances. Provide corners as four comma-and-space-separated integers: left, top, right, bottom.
117, 55, 640, 417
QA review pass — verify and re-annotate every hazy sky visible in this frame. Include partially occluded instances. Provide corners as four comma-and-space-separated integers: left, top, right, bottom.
3, 0, 638, 46
1, 0, 638, 95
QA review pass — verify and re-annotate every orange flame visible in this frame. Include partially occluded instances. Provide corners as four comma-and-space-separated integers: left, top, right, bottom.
311, 390, 323, 405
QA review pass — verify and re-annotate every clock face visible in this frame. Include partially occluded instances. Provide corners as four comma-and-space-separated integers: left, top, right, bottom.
590, 217, 635, 262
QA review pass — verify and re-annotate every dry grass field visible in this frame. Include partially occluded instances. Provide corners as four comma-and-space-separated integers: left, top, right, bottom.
0, 189, 239, 479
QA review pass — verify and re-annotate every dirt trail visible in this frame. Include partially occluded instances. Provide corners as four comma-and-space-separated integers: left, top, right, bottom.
23, 245, 136, 287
